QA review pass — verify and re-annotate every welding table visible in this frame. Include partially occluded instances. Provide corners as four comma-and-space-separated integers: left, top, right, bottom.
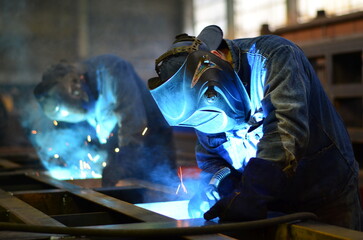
0, 155, 363, 239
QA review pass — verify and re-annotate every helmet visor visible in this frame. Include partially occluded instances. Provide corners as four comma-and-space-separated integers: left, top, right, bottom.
149, 50, 251, 132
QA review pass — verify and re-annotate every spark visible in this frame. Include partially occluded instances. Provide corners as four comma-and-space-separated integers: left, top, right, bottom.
114, 147, 120, 153
54, 154, 59, 159
91, 171, 102, 178
142, 127, 148, 136
31, 130, 37, 134
53, 120, 58, 126
176, 166, 187, 194
83, 161, 91, 170
79, 160, 91, 170
93, 155, 100, 162
102, 162, 107, 167
87, 153, 100, 162
87, 135, 92, 142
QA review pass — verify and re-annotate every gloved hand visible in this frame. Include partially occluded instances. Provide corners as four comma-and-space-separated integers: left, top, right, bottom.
204, 188, 267, 221
204, 158, 288, 222
188, 167, 231, 218
188, 190, 213, 218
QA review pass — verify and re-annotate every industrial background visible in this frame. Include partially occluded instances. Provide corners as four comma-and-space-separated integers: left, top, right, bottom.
0, 0, 363, 239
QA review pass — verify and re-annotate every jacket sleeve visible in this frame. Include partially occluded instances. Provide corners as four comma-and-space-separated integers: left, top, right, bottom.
103, 57, 148, 147
202, 41, 315, 221
257, 43, 311, 173
195, 130, 232, 174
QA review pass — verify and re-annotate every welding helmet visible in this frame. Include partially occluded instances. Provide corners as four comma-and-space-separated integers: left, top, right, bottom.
34, 62, 90, 123
148, 25, 251, 134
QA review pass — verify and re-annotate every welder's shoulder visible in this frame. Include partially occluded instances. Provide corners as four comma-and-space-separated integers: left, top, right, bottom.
86, 54, 129, 65
255, 35, 297, 47
232, 35, 299, 56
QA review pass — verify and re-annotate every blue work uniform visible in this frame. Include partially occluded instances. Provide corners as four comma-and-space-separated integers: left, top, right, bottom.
83, 54, 177, 186
196, 36, 362, 230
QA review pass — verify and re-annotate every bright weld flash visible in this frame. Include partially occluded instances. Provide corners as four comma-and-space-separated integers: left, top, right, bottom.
53, 120, 58, 126
87, 135, 91, 142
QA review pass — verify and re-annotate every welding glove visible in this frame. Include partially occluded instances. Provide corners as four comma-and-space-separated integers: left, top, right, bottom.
188, 190, 212, 218
188, 167, 235, 218
204, 158, 288, 222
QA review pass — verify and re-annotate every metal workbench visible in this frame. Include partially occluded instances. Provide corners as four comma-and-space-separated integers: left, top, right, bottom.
0, 150, 362, 240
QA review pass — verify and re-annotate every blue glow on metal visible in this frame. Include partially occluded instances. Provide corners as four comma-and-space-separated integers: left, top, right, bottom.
28, 120, 108, 180
136, 200, 201, 220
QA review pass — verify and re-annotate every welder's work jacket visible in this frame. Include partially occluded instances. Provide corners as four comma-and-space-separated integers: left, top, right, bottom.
83, 55, 146, 145
83, 55, 176, 185
196, 36, 360, 229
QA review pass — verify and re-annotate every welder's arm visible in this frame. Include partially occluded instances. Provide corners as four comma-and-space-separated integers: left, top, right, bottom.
188, 166, 237, 218
112, 62, 148, 147
257, 44, 310, 173
204, 158, 287, 221
188, 139, 239, 218
195, 140, 231, 175
204, 44, 311, 221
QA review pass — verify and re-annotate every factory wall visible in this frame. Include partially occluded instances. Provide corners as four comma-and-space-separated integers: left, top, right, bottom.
0, 0, 185, 147
0, 0, 184, 85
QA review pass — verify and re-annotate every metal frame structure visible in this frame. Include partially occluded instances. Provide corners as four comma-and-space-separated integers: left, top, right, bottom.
1, 151, 363, 240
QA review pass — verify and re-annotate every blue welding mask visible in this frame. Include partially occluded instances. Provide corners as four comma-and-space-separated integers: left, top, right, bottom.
149, 49, 251, 134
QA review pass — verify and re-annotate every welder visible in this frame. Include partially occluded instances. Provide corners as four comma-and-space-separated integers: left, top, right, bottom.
34, 54, 177, 187
148, 25, 362, 230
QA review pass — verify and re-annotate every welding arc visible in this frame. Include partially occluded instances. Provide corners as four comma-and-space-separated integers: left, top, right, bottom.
0, 212, 316, 237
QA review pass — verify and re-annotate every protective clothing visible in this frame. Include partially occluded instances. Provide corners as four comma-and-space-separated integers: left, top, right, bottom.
85, 55, 178, 186
150, 25, 361, 230
35, 55, 177, 186
199, 34, 361, 230
188, 167, 233, 218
